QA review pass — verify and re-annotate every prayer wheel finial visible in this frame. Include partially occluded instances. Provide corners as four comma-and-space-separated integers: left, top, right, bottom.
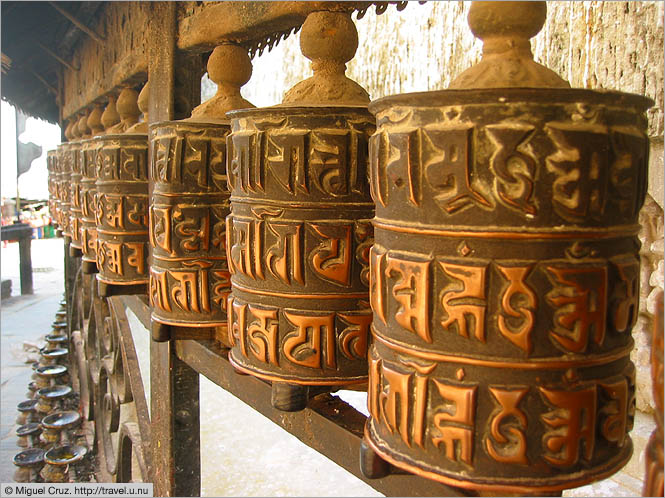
87, 104, 104, 136
189, 44, 253, 122
63, 119, 74, 141
126, 81, 150, 134
70, 114, 82, 139
101, 95, 120, 132
77, 110, 91, 139
450, 1, 569, 89
282, 11, 369, 105
116, 86, 141, 132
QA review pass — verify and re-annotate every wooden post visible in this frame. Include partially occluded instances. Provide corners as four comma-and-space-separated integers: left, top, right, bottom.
147, 2, 202, 495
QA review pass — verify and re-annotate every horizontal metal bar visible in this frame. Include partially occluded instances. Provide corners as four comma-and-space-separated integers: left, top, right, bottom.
174, 338, 465, 497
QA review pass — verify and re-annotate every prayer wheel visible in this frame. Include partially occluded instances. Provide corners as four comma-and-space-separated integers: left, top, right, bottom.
69, 111, 90, 256
80, 104, 105, 273
226, 11, 375, 410
59, 122, 75, 243
149, 46, 250, 337
362, 2, 652, 493
46, 150, 57, 228
95, 87, 149, 293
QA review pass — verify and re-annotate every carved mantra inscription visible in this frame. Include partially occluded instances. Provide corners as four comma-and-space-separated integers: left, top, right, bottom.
228, 296, 370, 376
368, 346, 635, 477
95, 137, 149, 285
370, 104, 649, 228
226, 109, 375, 383
227, 123, 372, 201
149, 123, 231, 327
371, 244, 637, 356
227, 215, 372, 291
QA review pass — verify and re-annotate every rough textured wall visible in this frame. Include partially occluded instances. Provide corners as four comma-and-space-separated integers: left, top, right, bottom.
204, 1, 664, 412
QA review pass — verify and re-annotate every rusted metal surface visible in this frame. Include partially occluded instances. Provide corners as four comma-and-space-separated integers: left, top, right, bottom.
644, 291, 664, 496
94, 133, 149, 287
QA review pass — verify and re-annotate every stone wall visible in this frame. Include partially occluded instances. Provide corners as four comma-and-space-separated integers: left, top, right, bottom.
203, 1, 664, 411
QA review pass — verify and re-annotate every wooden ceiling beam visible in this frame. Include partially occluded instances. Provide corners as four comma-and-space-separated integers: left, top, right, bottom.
35, 41, 79, 72
48, 2, 105, 45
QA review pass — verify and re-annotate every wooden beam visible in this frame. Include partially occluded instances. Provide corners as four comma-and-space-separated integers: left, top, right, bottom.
177, 1, 371, 54
48, 2, 105, 45
27, 68, 58, 96
35, 41, 79, 72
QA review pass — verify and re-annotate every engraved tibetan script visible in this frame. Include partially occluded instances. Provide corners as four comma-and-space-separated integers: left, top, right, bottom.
386, 253, 431, 342
431, 380, 477, 465
546, 124, 609, 222
439, 261, 488, 342
546, 264, 608, 353
485, 387, 529, 465
540, 385, 596, 467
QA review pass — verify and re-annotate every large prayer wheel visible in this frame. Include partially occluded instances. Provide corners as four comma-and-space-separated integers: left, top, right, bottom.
226, 12, 375, 407
79, 138, 99, 269
69, 112, 89, 254
363, 2, 653, 493
95, 87, 149, 290
95, 133, 149, 287
149, 47, 250, 336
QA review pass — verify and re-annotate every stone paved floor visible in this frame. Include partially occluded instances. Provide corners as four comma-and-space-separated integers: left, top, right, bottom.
0, 238, 659, 495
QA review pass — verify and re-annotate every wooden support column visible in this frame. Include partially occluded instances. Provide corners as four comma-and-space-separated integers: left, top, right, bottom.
147, 2, 203, 496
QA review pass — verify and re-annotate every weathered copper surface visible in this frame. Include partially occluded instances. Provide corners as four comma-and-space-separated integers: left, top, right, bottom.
79, 138, 99, 266
644, 291, 664, 497
364, 87, 652, 493
226, 106, 375, 385
148, 121, 231, 327
95, 133, 149, 286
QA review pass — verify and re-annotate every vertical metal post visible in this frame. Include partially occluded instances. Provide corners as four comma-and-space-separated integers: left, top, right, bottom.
147, 2, 202, 495
18, 235, 33, 295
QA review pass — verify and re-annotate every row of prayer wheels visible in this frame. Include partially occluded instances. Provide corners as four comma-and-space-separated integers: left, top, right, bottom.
47, 2, 656, 494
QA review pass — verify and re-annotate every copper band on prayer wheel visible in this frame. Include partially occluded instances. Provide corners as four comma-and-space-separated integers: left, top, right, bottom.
95, 134, 149, 286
